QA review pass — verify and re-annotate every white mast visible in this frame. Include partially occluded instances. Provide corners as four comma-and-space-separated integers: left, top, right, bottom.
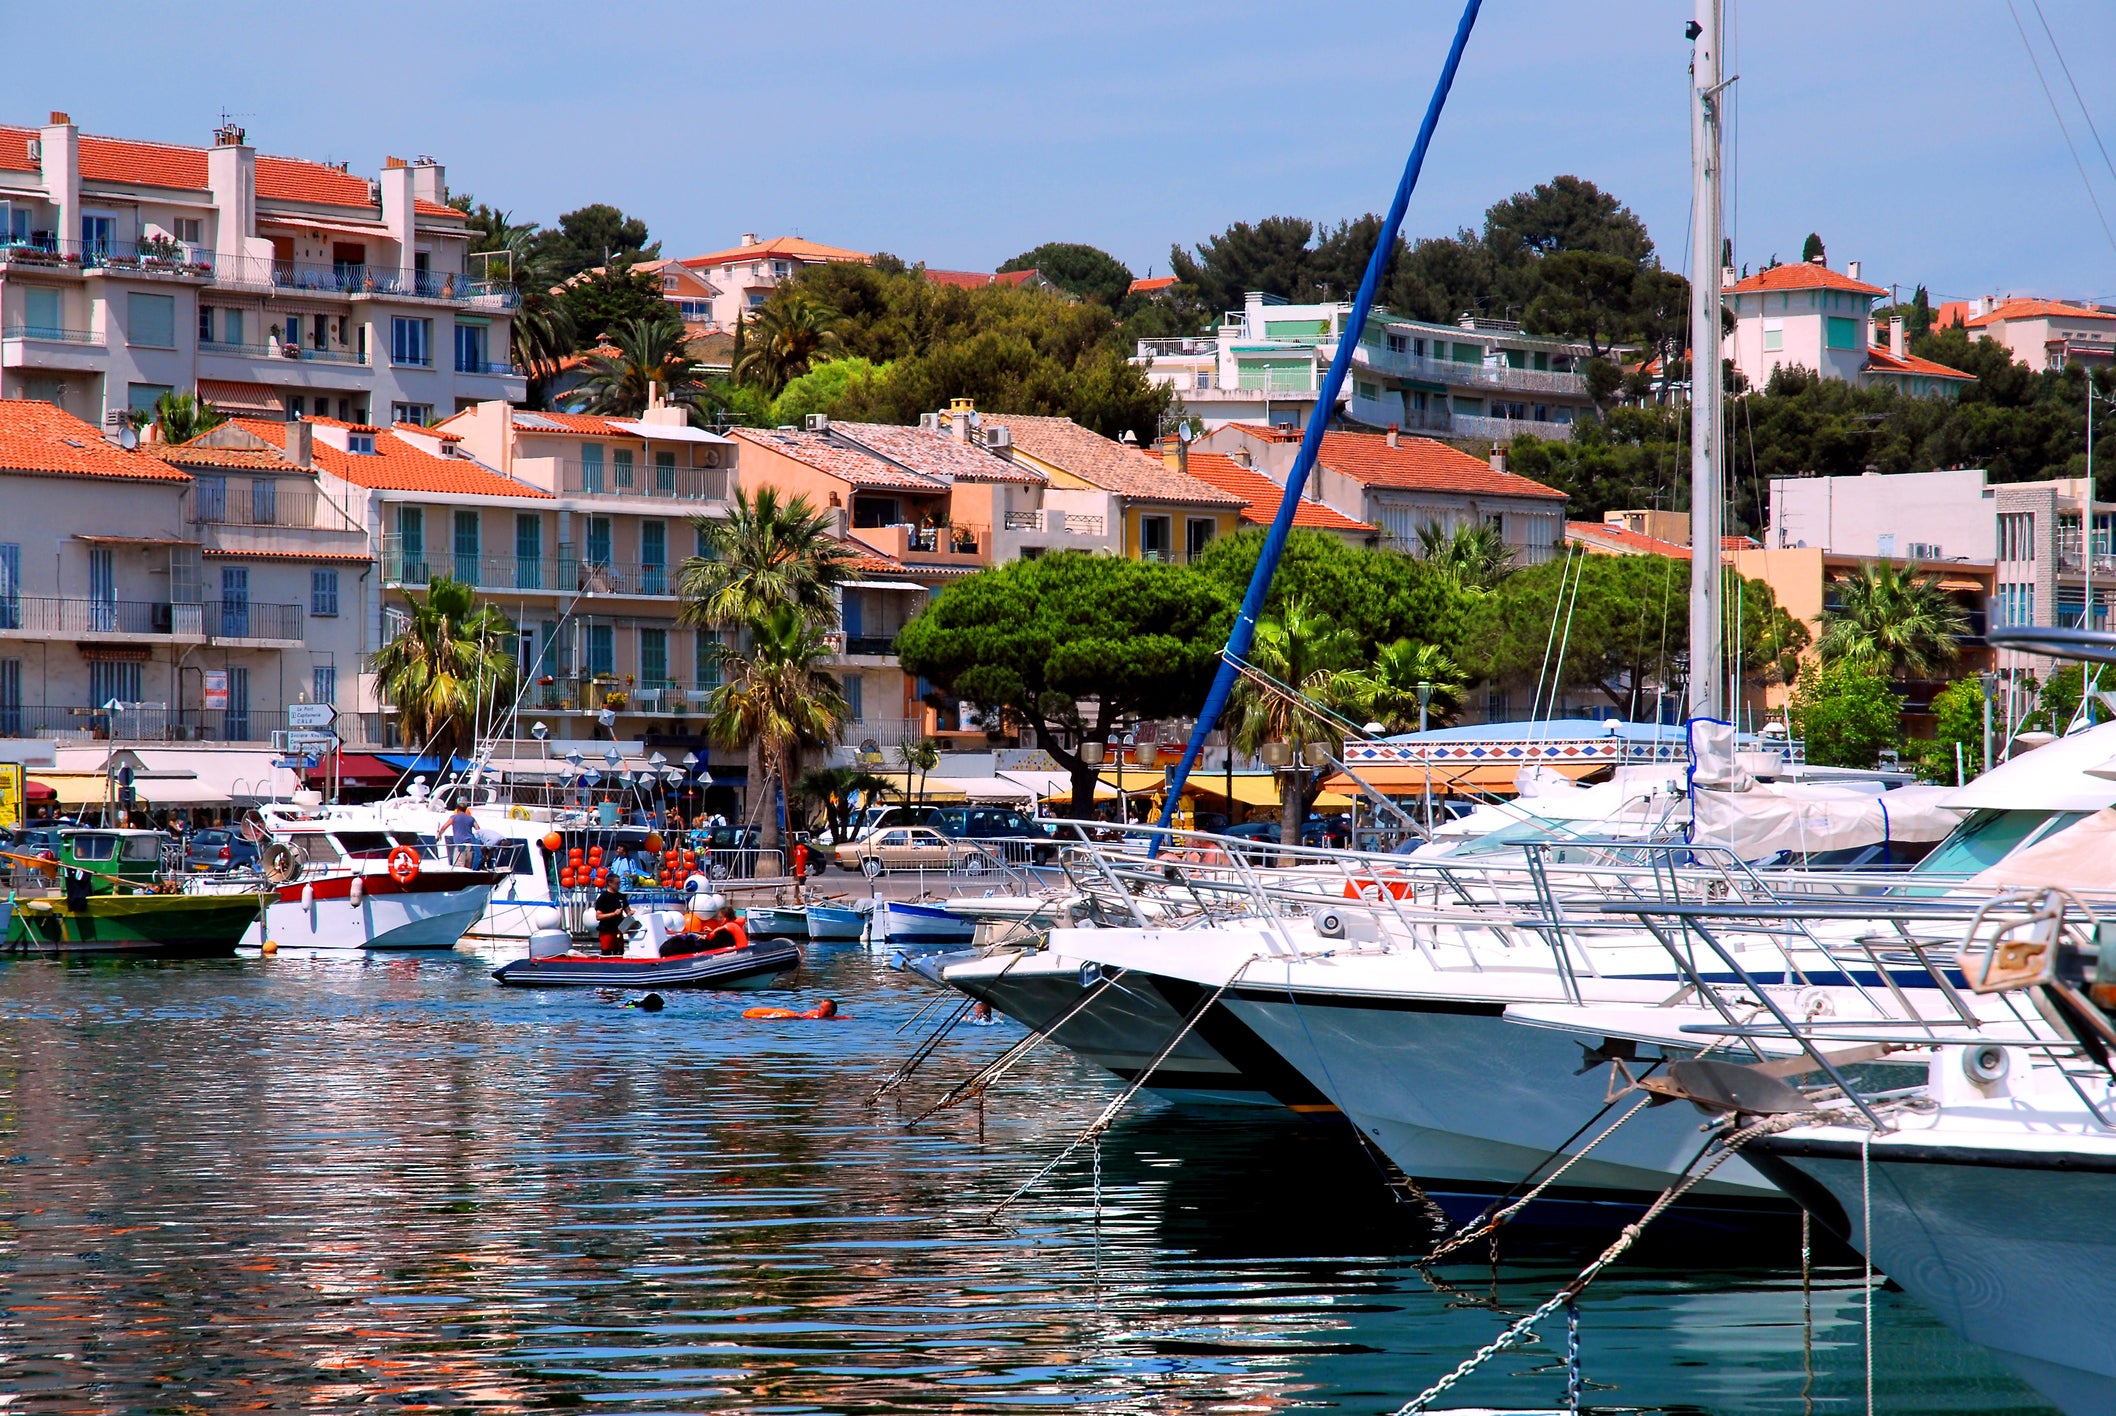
1687, 0, 1726, 724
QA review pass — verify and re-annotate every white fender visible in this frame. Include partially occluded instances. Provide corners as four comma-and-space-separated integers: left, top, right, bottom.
350, 875, 365, 907
301, 882, 315, 912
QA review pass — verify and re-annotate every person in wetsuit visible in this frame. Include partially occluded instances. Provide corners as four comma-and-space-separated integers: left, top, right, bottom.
593, 882, 629, 955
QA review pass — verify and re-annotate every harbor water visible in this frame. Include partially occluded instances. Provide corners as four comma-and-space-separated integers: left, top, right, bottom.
0, 943, 2059, 1413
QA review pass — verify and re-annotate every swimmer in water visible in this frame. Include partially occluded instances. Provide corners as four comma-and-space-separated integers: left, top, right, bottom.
742, 999, 840, 1020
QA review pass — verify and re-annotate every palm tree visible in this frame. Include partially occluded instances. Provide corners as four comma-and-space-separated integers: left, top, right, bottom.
366, 576, 517, 769
1229, 600, 1366, 852
1817, 560, 1970, 680
1355, 640, 1467, 733
896, 737, 941, 813
796, 765, 893, 844
153, 391, 224, 444
1416, 519, 1517, 591
677, 486, 856, 631
511, 292, 578, 410
734, 291, 842, 394
574, 316, 718, 425
706, 606, 850, 854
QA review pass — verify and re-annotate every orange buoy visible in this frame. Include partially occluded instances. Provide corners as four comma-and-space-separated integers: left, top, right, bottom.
543, 832, 564, 853
644, 832, 664, 854
559, 869, 575, 888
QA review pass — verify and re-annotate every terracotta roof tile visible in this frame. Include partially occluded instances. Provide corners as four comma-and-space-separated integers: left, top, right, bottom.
155, 441, 298, 471
730, 427, 946, 493
1566, 520, 1691, 559
505, 409, 634, 436
679, 236, 870, 268
0, 400, 188, 481
227, 417, 549, 498
1727, 262, 1887, 297
833, 421, 1044, 485
1864, 346, 1976, 381
980, 414, 1243, 507
1224, 424, 1566, 501
1182, 451, 1375, 532
0, 126, 459, 213
922, 268, 999, 289
992, 269, 1042, 288
1963, 297, 2116, 328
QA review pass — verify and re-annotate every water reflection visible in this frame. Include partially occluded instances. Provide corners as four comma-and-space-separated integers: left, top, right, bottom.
0, 950, 2057, 1413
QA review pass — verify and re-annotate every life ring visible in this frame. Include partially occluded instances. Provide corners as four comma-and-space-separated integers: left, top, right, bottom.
386, 845, 421, 886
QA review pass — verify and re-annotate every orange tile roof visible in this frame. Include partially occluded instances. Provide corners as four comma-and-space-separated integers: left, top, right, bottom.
413, 199, 462, 219
731, 427, 946, 493
980, 414, 1243, 507
155, 441, 298, 471
1964, 297, 2116, 328
1227, 424, 1567, 501
679, 236, 871, 269
1129, 276, 1180, 295
1865, 346, 1976, 381
1567, 520, 1691, 559
833, 421, 1045, 485
1181, 451, 1375, 533
1727, 261, 1886, 297
834, 536, 911, 577
1933, 300, 1973, 329
503, 409, 636, 437
227, 417, 549, 498
0, 126, 470, 213
0, 400, 187, 481
202, 547, 372, 563
394, 421, 460, 441
923, 268, 1000, 289
992, 269, 1042, 288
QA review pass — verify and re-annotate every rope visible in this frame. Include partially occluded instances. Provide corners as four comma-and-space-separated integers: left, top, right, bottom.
1419, 1094, 1658, 1265
1801, 1208, 1815, 1416
903, 968, 1128, 1126
1862, 1129, 1875, 1416
987, 955, 1258, 1223
1392, 1110, 1815, 1415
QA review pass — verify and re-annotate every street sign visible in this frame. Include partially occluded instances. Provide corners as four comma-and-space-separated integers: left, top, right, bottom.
287, 703, 337, 729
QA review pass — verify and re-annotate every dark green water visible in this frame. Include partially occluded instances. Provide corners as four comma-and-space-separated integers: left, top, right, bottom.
0, 944, 2056, 1413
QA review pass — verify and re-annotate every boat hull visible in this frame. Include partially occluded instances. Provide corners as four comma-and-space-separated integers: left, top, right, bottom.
744, 907, 810, 940
6, 892, 259, 958
1754, 1132, 2116, 1416
492, 939, 802, 990
804, 905, 866, 941
244, 873, 497, 952
873, 900, 975, 951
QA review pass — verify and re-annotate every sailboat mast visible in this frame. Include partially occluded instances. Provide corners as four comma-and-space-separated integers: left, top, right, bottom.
1687, 0, 1726, 723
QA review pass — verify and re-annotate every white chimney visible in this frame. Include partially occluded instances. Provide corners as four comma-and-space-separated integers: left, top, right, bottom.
1490, 443, 1507, 476
284, 421, 313, 470
1890, 316, 1906, 359
1847, 259, 1862, 282
740, 233, 758, 248
1385, 423, 1400, 449
38, 113, 79, 258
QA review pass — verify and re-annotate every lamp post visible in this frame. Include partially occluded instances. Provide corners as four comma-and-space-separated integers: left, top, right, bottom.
1979, 670, 1998, 776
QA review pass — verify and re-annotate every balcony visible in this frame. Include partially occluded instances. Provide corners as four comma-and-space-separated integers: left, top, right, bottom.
206, 600, 304, 645
524, 676, 713, 716
381, 541, 681, 599
454, 359, 516, 376
0, 236, 213, 280
843, 635, 899, 657
1000, 510, 1110, 538
852, 522, 986, 566
550, 458, 732, 503
1343, 341, 1590, 397
1137, 336, 1219, 358
0, 596, 204, 640
2, 322, 106, 371
199, 337, 369, 366
0, 705, 367, 745
1449, 413, 1578, 444
211, 255, 520, 309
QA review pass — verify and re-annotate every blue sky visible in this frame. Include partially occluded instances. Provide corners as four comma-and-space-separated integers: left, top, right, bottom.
15, 1, 2116, 303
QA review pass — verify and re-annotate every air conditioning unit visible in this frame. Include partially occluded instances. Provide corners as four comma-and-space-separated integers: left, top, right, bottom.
984, 425, 1011, 451
804, 413, 830, 433
1906, 541, 1943, 560
918, 412, 940, 432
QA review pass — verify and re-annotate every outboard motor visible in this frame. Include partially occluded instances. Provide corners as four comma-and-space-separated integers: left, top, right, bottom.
528, 907, 571, 960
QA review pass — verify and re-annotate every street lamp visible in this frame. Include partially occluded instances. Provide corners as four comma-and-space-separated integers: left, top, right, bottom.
1415, 680, 1434, 735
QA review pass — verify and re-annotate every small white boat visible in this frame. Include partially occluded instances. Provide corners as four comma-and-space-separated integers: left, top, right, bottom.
871, 899, 975, 950
233, 802, 498, 952
805, 904, 866, 941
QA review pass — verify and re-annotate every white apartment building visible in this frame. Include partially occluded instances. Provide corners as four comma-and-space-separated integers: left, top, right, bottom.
0, 113, 523, 431
674, 235, 870, 332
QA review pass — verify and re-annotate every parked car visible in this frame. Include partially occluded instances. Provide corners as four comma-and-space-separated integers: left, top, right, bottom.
1222, 819, 1334, 857
185, 827, 259, 873
924, 806, 1059, 862
833, 825, 977, 878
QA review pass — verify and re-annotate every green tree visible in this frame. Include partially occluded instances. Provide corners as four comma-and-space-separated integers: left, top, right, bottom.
1227, 600, 1368, 848
1000, 242, 1134, 306
1816, 561, 1971, 680
1356, 640, 1467, 732
1189, 528, 1473, 655
1908, 677, 1987, 782
735, 291, 844, 394
152, 391, 224, 444
1792, 658, 1901, 769
1801, 232, 1826, 264
895, 737, 941, 811
1415, 520, 1517, 591
573, 317, 719, 424
677, 486, 855, 632
796, 765, 892, 842
532, 203, 659, 280
894, 553, 1234, 815
1169, 215, 1330, 315
559, 266, 675, 350
768, 356, 887, 426
365, 576, 516, 768
705, 606, 849, 853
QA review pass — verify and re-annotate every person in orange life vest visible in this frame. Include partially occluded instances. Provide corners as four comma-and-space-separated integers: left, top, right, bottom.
703, 896, 749, 951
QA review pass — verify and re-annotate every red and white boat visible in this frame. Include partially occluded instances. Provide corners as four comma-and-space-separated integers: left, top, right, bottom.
233, 798, 501, 951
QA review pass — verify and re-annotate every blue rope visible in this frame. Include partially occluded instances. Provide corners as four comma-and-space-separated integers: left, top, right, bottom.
1152, 0, 1485, 852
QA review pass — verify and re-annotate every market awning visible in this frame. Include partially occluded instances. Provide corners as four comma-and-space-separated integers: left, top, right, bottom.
1321, 761, 1607, 797
1184, 774, 1354, 809
841, 580, 929, 593
197, 379, 284, 417
1935, 579, 1986, 592
28, 774, 107, 806
23, 778, 56, 803
376, 752, 473, 775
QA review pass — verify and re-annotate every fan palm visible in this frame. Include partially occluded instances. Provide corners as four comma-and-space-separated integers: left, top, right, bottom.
734, 292, 842, 394
1416, 520, 1517, 591
574, 316, 718, 424
796, 765, 893, 843
511, 291, 578, 410
365, 576, 517, 768
706, 607, 851, 852
153, 391, 224, 444
1355, 640, 1467, 733
1816, 560, 1970, 680
1229, 600, 1366, 852
677, 486, 856, 632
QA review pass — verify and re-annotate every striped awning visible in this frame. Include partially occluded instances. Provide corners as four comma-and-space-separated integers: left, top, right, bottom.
197, 380, 284, 417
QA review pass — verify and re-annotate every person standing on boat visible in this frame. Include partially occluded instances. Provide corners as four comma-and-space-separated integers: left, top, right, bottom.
447, 803, 479, 868
593, 881, 630, 955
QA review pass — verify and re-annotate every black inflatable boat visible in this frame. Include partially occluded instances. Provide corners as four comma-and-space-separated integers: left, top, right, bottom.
491, 937, 802, 989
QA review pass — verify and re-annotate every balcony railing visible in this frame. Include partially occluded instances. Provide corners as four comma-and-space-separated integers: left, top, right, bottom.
190, 480, 320, 528
843, 635, 899, 657
0, 236, 213, 278
0, 704, 368, 745
210, 255, 520, 309
1449, 413, 1578, 443
454, 359, 515, 376
2, 322, 99, 344
554, 459, 732, 502
382, 542, 680, 598
208, 600, 304, 641
523, 676, 711, 715
1343, 341, 1590, 397
201, 337, 369, 366
1137, 336, 1219, 358
0, 597, 201, 637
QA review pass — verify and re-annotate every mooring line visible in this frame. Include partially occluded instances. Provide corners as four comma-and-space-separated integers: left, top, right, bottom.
904, 968, 1130, 1127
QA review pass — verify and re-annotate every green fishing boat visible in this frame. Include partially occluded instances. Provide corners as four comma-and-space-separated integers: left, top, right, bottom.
4, 829, 259, 958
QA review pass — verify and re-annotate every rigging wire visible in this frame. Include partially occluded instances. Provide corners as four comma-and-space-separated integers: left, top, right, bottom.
2005, 0, 2116, 261
2028, 0, 2116, 195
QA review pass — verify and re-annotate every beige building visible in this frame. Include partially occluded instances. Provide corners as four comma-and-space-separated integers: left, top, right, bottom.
972, 411, 1242, 562
1964, 297, 2116, 372
674, 235, 869, 332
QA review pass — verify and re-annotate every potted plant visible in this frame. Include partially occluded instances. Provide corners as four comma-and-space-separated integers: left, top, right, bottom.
602, 689, 629, 711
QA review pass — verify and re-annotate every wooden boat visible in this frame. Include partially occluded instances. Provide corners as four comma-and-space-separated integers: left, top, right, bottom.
4, 829, 258, 957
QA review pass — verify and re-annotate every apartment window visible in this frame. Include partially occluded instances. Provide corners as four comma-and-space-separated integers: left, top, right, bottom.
223, 665, 250, 739
640, 520, 667, 595
655, 449, 676, 493
639, 627, 667, 687
128, 293, 176, 348
515, 514, 542, 590
1998, 512, 2035, 562
695, 630, 725, 690
128, 383, 173, 415
175, 218, 202, 246
219, 566, 250, 638
1185, 517, 1217, 561
286, 395, 306, 420
309, 313, 326, 350
454, 322, 486, 373
841, 673, 864, 721
585, 516, 612, 567
0, 658, 18, 738
80, 214, 115, 257
1762, 318, 1783, 352
89, 660, 143, 706
615, 448, 635, 489
22, 287, 61, 339
249, 477, 277, 525
199, 304, 214, 342
390, 316, 432, 366
581, 443, 605, 494
1138, 514, 1173, 562
399, 506, 425, 577
312, 664, 337, 706
0, 544, 18, 630
453, 510, 481, 585
390, 403, 433, 428
310, 568, 339, 617
587, 623, 615, 678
